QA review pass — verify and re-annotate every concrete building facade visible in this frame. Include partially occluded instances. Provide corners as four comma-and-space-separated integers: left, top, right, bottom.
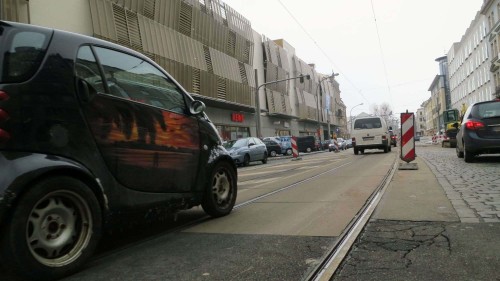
1, 0, 346, 142
481, 0, 500, 99
447, 11, 494, 112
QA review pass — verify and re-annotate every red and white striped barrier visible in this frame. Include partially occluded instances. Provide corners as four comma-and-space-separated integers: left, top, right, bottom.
400, 112, 415, 163
291, 136, 299, 158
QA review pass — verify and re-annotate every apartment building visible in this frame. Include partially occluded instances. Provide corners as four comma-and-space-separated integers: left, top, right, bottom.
415, 108, 426, 137
447, 11, 494, 112
0, 0, 346, 142
481, 0, 500, 100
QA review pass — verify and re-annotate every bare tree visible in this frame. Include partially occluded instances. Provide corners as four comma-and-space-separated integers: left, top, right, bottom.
370, 102, 394, 127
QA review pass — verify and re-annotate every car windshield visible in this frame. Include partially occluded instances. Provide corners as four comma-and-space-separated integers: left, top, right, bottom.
223, 138, 248, 149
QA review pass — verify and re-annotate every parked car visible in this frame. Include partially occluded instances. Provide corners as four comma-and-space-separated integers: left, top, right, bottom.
277, 136, 293, 155
263, 139, 282, 157
297, 135, 317, 153
389, 130, 397, 147
338, 138, 347, 150
345, 139, 353, 149
455, 99, 500, 162
351, 116, 391, 154
0, 21, 238, 281
224, 137, 268, 166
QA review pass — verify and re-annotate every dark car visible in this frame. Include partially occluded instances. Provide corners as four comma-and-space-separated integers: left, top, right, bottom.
263, 139, 282, 157
389, 130, 397, 147
224, 137, 268, 166
297, 135, 317, 153
0, 21, 238, 280
455, 99, 500, 162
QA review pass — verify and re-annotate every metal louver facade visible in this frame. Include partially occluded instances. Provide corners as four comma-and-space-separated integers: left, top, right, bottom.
2, 0, 347, 139
88, 0, 255, 110
262, 37, 292, 116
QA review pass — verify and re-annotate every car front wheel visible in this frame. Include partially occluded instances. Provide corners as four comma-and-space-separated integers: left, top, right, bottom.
242, 154, 250, 166
202, 161, 237, 217
262, 152, 268, 164
270, 150, 277, 157
0, 177, 102, 281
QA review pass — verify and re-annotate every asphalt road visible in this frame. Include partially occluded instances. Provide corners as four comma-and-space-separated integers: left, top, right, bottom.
2, 148, 398, 281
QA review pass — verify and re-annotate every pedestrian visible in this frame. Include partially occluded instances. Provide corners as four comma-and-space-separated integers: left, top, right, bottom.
333, 136, 340, 152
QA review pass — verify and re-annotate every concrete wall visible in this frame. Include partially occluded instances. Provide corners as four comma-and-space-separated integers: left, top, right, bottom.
29, 0, 93, 35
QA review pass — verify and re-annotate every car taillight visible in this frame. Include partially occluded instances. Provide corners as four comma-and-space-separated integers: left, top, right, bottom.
465, 121, 485, 130
0, 91, 9, 101
0, 109, 9, 122
382, 135, 387, 140
352, 137, 356, 142
0, 91, 11, 143
0, 129, 10, 143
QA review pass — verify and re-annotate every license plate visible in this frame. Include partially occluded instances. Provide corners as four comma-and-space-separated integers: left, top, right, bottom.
362, 136, 374, 141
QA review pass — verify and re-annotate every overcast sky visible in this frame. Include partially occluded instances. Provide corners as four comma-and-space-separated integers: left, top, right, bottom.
223, 0, 484, 117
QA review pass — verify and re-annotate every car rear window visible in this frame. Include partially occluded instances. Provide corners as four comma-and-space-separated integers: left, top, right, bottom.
354, 118, 382, 129
0, 22, 51, 83
470, 101, 500, 119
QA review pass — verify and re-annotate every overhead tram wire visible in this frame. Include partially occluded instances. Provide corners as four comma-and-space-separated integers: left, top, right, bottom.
370, 0, 393, 108
276, 0, 369, 103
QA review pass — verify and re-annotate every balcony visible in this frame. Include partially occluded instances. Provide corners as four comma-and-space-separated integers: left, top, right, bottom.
494, 53, 500, 66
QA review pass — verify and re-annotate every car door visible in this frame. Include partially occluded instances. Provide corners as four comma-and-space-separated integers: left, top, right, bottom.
254, 138, 266, 159
75, 45, 200, 193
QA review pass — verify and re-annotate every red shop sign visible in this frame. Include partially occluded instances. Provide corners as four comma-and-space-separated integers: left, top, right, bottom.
231, 112, 244, 122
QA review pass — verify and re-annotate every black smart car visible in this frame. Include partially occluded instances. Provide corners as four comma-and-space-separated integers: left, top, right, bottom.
0, 21, 237, 280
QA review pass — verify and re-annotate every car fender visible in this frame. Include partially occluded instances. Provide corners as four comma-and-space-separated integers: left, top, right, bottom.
0, 152, 108, 224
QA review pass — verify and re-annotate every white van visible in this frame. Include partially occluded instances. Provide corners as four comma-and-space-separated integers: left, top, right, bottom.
351, 116, 391, 154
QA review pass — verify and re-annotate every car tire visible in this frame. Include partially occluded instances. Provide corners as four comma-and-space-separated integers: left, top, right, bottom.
262, 152, 268, 164
306, 147, 312, 153
354, 148, 359, 155
456, 144, 464, 158
202, 161, 237, 218
388, 145, 392, 152
0, 176, 102, 281
286, 148, 292, 156
242, 154, 250, 166
360, 149, 365, 154
464, 143, 474, 163
270, 150, 277, 157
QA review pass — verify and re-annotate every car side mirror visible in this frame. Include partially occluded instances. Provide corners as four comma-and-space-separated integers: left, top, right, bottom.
189, 100, 206, 115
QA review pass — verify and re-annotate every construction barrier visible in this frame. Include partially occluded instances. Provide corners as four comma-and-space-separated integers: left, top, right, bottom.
400, 112, 415, 163
291, 136, 299, 158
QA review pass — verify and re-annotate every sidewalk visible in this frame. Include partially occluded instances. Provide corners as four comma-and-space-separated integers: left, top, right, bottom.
333, 156, 500, 281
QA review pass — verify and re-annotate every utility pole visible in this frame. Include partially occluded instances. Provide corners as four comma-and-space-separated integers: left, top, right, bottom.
254, 69, 261, 138
254, 73, 310, 138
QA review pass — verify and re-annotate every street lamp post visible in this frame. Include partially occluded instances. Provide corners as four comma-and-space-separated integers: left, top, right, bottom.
350, 102, 364, 135
254, 72, 310, 137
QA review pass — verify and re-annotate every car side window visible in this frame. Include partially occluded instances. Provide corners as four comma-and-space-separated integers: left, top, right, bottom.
76, 46, 105, 93
92, 46, 187, 114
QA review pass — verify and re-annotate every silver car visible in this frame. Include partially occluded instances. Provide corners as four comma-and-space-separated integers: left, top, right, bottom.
224, 137, 268, 166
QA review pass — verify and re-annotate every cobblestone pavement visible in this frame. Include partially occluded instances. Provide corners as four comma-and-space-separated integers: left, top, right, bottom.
333, 144, 500, 281
417, 144, 500, 223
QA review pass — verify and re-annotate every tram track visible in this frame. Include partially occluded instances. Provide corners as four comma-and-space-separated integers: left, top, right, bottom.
305, 155, 399, 281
